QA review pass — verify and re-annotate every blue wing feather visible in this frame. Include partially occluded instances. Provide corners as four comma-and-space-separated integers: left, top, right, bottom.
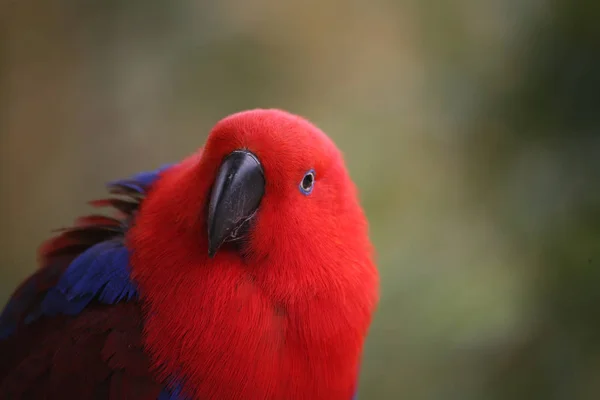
107, 163, 174, 193
40, 240, 136, 317
159, 383, 187, 400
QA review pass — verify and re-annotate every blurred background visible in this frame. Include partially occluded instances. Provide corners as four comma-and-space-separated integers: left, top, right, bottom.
1, 0, 599, 398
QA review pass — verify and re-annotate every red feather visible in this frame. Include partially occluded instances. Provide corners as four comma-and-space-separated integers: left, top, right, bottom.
129, 110, 379, 400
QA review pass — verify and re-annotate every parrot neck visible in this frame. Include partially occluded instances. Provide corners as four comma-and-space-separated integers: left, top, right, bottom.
133, 256, 365, 400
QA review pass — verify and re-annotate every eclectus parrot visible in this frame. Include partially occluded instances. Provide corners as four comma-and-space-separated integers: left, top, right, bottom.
0, 109, 379, 400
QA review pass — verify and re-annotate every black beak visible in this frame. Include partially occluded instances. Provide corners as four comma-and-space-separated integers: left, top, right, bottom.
207, 150, 265, 258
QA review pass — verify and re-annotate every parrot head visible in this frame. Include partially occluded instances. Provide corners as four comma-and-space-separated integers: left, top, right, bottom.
129, 109, 379, 400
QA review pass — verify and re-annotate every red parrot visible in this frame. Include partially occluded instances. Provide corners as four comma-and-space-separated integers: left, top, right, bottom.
0, 109, 379, 400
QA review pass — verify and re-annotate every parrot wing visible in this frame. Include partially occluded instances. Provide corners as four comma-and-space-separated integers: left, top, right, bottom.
0, 164, 182, 399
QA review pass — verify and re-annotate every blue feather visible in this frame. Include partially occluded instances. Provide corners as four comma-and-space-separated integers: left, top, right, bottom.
0, 303, 18, 338
110, 181, 145, 193
40, 240, 137, 318
0, 261, 64, 339
97, 247, 136, 303
159, 383, 186, 400
108, 163, 174, 191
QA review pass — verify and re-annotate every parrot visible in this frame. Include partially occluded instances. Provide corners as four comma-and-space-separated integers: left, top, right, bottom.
0, 109, 379, 400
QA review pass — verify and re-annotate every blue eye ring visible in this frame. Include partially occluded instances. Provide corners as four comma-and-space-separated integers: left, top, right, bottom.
299, 169, 315, 195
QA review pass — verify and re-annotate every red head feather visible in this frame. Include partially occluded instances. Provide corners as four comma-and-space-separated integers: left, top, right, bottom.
128, 109, 379, 400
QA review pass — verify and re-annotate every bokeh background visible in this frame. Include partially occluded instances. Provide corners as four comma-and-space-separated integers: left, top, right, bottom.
1, 0, 599, 398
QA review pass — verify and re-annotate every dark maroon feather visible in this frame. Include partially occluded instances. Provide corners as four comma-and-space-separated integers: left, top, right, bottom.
0, 303, 162, 400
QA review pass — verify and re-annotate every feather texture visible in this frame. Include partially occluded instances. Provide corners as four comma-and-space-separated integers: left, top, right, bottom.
0, 164, 177, 400
129, 111, 377, 400
0, 302, 162, 399
1, 108, 377, 400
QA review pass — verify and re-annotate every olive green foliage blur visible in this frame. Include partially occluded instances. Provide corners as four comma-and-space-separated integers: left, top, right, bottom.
1, 0, 599, 398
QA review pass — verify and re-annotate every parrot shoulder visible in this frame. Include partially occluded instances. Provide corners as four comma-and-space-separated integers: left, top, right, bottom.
0, 163, 180, 399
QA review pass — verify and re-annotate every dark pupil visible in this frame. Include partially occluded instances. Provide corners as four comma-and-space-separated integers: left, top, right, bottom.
302, 173, 313, 190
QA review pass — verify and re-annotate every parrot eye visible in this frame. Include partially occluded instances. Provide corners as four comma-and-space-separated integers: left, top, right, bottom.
299, 169, 315, 195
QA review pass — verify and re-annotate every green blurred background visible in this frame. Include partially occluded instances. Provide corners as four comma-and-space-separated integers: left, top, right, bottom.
1, 0, 599, 398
